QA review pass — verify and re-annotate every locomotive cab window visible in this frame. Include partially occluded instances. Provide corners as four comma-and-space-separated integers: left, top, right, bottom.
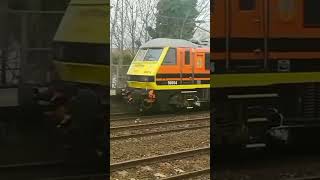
239, 0, 255, 10
144, 48, 163, 61
134, 49, 147, 61
53, 42, 108, 65
304, 0, 320, 27
134, 48, 163, 61
163, 48, 176, 65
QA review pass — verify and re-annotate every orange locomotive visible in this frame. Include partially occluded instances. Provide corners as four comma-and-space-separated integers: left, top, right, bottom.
124, 38, 210, 112
212, 0, 320, 148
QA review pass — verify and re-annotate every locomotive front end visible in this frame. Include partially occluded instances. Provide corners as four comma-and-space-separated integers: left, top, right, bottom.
123, 47, 167, 112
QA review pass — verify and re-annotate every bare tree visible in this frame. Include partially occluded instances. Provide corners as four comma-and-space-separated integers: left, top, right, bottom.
124, 0, 138, 55
136, 0, 157, 43
111, 0, 128, 50
193, 0, 210, 41
111, 0, 209, 52
110, 0, 119, 52
111, 0, 158, 53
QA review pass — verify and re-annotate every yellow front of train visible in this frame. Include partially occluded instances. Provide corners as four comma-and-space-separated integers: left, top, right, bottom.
53, 0, 109, 86
126, 47, 169, 89
33, 0, 109, 165
46, 0, 109, 123
123, 38, 191, 112
123, 47, 167, 112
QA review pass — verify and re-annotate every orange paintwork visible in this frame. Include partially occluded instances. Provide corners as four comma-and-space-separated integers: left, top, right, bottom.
212, 0, 320, 38
158, 47, 210, 75
212, 0, 320, 61
213, 52, 320, 60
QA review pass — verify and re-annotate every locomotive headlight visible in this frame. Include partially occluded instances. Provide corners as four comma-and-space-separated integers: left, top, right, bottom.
140, 76, 154, 82
127, 75, 154, 82
142, 76, 149, 82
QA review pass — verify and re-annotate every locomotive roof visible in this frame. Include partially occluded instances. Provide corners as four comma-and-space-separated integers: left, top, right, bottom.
141, 38, 205, 48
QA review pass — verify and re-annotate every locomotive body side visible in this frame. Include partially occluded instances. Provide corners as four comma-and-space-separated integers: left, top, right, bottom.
212, 0, 320, 147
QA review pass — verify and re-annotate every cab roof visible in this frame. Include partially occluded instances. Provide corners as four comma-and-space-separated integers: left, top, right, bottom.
141, 38, 206, 48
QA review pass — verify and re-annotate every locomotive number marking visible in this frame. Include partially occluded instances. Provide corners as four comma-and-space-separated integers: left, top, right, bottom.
168, 81, 178, 85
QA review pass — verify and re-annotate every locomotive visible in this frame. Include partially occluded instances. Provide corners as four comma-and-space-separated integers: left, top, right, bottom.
123, 38, 210, 112
34, 0, 109, 164
212, 0, 320, 148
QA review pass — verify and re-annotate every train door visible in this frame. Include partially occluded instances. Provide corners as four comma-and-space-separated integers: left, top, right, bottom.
194, 51, 206, 84
227, 0, 268, 71
180, 48, 193, 85
230, 0, 264, 37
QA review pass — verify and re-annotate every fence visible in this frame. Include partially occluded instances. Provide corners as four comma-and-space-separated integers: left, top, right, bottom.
111, 64, 130, 91
0, 9, 65, 87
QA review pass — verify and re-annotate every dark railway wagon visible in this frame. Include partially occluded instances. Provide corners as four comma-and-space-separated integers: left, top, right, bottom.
211, 0, 320, 148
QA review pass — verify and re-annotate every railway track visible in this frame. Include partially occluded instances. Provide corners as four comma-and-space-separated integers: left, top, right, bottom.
111, 111, 210, 179
110, 110, 209, 122
111, 147, 209, 179
110, 146, 209, 171
110, 117, 210, 140
111, 125, 209, 140
110, 112, 136, 120
161, 168, 210, 180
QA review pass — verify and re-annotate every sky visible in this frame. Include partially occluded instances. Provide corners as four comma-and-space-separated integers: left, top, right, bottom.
110, 0, 210, 49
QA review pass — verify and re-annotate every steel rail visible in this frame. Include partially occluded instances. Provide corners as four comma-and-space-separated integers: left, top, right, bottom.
111, 125, 210, 140
161, 168, 210, 180
110, 146, 210, 172
111, 116, 210, 131
110, 112, 135, 117
110, 111, 209, 121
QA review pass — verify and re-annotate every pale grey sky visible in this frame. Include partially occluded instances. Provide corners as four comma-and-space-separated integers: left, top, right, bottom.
110, 0, 210, 49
